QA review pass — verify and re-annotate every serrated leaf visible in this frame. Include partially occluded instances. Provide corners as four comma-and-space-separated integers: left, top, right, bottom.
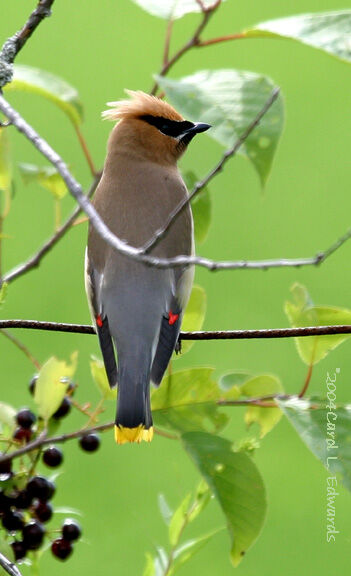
157, 70, 284, 186
18, 163, 67, 200
90, 356, 117, 400
34, 353, 78, 421
182, 432, 266, 567
169, 493, 191, 546
151, 368, 228, 434
285, 283, 351, 365
183, 171, 211, 245
158, 493, 173, 526
245, 11, 351, 64
278, 396, 351, 492
241, 374, 284, 438
6, 65, 83, 126
0, 402, 16, 435
180, 285, 207, 355
130, 0, 227, 20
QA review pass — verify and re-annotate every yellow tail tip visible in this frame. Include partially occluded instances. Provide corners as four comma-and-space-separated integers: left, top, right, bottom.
114, 425, 154, 445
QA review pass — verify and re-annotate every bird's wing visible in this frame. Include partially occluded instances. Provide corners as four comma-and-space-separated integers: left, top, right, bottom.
85, 251, 118, 388
151, 264, 194, 386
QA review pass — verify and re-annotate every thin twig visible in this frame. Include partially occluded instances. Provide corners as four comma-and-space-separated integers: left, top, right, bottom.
74, 125, 98, 178
142, 88, 280, 253
0, 329, 41, 369
1, 96, 350, 273
3, 174, 100, 284
1, 319, 351, 340
151, 1, 221, 95
0, 552, 23, 576
0, 0, 55, 89
198, 32, 246, 47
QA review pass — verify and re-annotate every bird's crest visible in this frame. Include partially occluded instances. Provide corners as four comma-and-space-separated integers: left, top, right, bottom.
102, 90, 183, 123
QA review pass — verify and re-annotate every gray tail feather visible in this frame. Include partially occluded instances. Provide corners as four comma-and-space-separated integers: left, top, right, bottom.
116, 356, 152, 430
97, 316, 118, 388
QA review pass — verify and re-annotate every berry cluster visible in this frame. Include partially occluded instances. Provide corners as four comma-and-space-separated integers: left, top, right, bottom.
0, 374, 101, 566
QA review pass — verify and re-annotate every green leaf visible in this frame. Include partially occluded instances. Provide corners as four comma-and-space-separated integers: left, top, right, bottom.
142, 553, 155, 576
158, 493, 173, 526
0, 127, 12, 220
0, 401, 16, 435
151, 368, 228, 434
219, 371, 252, 396
182, 432, 266, 567
18, 163, 68, 200
245, 11, 351, 64
0, 282, 8, 307
90, 356, 117, 400
169, 493, 191, 546
187, 479, 211, 523
130, 0, 227, 20
6, 65, 83, 126
180, 284, 207, 355
278, 396, 351, 492
183, 171, 211, 245
285, 283, 351, 365
173, 530, 221, 573
34, 353, 78, 421
241, 374, 284, 438
157, 70, 284, 186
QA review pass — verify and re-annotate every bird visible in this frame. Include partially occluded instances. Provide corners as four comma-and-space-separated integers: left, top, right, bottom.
85, 90, 210, 444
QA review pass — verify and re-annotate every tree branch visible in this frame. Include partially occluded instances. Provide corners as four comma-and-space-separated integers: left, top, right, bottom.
0, 0, 55, 89
0, 319, 351, 340
3, 174, 101, 285
1, 94, 349, 273
0, 552, 23, 576
142, 87, 280, 253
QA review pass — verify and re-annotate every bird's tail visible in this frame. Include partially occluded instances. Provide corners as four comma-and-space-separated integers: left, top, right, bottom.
114, 353, 153, 445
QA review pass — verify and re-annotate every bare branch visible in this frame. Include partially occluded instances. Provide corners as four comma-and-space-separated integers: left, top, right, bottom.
0, 552, 23, 576
0, 329, 41, 369
3, 174, 101, 284
0, 0, 55, 88
1, 319, 351, 340
0, 95, 350, 273
142, 88, 280, 253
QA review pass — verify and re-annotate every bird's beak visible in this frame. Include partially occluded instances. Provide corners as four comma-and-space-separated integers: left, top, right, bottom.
182, 122, 211, 136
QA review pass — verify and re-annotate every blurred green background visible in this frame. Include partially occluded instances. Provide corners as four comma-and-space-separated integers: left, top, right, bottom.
1, 1, 351, 574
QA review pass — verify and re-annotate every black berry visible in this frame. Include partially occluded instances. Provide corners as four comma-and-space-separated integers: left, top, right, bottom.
11, 540, 27, 561
22, 520, 45, 550
16, 408, 36, 429
13, 427, 32, 443
79, 433, 100, 453
33, 500, 53, 523
42, 446, 63, 468
27, 476, 56, 502
62, 519, 81, 542
53, 397, 71, 420
29, 375, 38, 396
0, 453, 12, 476
2, 509, 24, 532
0, 490, 13, 512
14, 489, 32, 510
51, 538, 73, 561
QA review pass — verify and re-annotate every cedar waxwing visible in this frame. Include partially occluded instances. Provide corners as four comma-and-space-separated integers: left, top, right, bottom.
85, 91, 210, 444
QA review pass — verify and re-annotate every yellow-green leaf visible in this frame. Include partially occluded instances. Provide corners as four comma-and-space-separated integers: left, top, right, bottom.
180, 284, 207, 355
241, 374, 283, 438
90, 356, 117, 400
34, 353, 78, 421
285, 283, 351, 365
6, 65, 83, 126
18, 163, 67, 200
151, 368, 228, 434
0, 127, 12, 218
